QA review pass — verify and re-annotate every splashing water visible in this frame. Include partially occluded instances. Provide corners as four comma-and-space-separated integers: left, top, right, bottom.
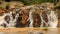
28, 9, 34, 27
40, 12, 48, 27
0, 6, 58, 28
7, 12, 19, 28
40, 9, 58, 28
0, 12, 12, 28
0, 11, 19, 28
47, 10, 58, 28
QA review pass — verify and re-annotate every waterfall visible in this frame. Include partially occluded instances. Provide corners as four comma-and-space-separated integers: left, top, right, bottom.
27, 7, 37, 27
6, 11, 19, 28
40, 12, 49, 27
40, 13, 44, 27
47, 10, 58, 28
0, 11, 19, 28
40, 10, 58, 28
29, 9, 34, 27
6, 12, 18, 28
0, 12, 12, 28
0, 5, 58, 28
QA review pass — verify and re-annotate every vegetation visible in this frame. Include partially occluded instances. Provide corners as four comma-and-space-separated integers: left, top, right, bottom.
5, 0, 58, 5
19, 0, 57, 5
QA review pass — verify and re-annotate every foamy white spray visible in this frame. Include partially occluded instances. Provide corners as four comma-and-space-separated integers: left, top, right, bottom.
47, 10, 58, 28
27, 7, 36, 27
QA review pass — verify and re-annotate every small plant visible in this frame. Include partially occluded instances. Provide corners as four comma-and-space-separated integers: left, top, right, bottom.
42, 27, 49, 31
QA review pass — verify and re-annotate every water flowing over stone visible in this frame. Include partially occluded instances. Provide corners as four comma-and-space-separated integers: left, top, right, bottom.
0, 2, 58, 28
47, 10, 58, 28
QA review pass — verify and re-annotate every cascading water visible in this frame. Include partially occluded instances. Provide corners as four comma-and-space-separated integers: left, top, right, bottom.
38, 4, 58, 28
6, 11, 19, 28
0, 5, 58, 28
40, 9, 58, 28
0, 10, 19, 28
47, 10, 58, 28
40, 12, 49, 27
28, 8, 34, 27
0, 12, 12, 28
